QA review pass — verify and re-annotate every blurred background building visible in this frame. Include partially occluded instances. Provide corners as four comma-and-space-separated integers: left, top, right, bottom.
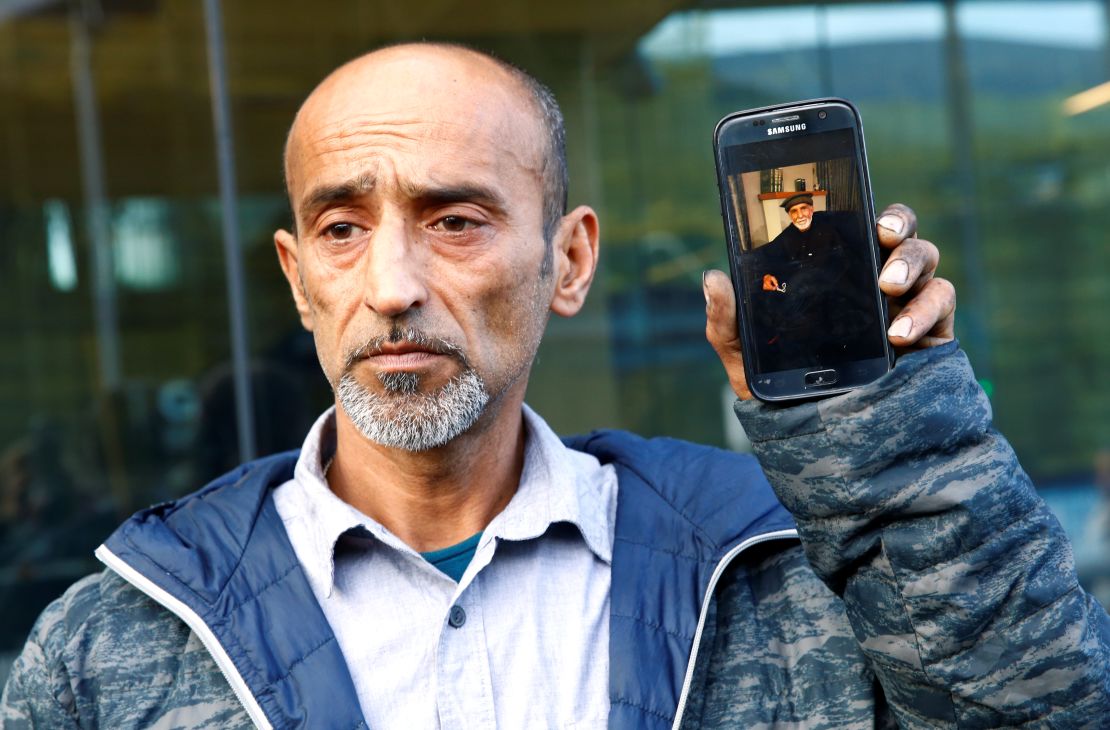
2, 0, 1110, 683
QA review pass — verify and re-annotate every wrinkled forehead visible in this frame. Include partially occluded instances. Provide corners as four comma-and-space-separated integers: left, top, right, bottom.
285, 48, 545, 200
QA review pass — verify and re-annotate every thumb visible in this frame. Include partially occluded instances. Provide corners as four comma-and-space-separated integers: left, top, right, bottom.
703, 269, 752, 400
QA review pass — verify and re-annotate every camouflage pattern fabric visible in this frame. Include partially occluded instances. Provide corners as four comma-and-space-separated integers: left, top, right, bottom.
686, 341, 1110, 728
1, 569, 251, 728
680, 542, 899, 729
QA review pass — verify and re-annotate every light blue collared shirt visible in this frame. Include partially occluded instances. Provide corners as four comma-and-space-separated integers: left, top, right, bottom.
273, 405, 617, 729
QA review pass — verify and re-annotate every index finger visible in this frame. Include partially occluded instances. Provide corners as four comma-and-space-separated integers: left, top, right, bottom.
876, 203, 918, 249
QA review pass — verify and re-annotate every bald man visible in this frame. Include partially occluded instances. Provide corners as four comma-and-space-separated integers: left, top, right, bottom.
4, 44, 1108, 730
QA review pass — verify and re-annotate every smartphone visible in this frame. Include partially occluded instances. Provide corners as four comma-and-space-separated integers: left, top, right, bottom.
712, 98, 893, 402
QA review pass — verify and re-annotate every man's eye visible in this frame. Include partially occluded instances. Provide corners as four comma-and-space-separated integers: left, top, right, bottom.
323, 222, 363, 240
433, 216, 475, 233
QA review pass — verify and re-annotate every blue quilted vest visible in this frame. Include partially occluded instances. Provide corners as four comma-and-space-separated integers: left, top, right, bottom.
99, 430, 796, 729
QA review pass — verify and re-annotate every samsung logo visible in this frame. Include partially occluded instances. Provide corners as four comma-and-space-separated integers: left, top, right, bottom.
767, 123, 806, 136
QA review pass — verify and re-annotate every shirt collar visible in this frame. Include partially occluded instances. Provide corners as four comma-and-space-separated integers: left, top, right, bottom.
288, 407, 368, 598
484, 404, 613, 565
286, 404, 615, 597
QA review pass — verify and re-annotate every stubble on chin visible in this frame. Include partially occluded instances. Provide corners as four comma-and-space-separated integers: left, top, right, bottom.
334, 326, 489, 452
377, 370, 419, 394
337, 368, 488, 452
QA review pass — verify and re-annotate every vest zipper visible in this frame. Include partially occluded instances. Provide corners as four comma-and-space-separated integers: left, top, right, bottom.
95, 544, 273, 730
669, 528, 800, 730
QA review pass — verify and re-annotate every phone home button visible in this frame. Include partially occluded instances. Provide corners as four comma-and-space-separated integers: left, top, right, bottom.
804, 369, 838, 387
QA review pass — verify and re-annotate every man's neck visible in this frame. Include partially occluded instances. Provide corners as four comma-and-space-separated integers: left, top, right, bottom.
325, 391, 527, 553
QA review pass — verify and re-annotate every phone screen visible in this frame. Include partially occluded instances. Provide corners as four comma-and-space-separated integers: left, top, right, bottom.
716, 102, 891, 399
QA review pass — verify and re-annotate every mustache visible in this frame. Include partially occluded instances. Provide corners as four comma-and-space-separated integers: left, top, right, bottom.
342, 326, 469, 371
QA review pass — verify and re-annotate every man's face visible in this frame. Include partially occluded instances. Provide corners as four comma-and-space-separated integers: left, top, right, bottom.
788, 202, 814, 231
276, 48, 555, 450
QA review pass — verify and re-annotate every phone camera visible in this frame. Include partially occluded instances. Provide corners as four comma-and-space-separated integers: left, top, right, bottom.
818, 111, 827, 119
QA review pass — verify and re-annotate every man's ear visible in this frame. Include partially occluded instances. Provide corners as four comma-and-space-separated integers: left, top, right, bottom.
274, 228, 315, 331
549, 205, 599, 318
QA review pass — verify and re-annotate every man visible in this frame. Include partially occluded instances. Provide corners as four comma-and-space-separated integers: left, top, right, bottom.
779, 191, 817, 232
745, 192, 881, 373
3, 43, 1108, 729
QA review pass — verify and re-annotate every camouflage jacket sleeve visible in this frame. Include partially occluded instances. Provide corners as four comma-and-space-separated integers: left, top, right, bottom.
1, 575, 93, 729
1, 570, 252, 729
735, 342, 1110, 728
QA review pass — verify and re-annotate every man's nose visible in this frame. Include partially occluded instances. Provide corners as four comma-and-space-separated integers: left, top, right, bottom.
361, 217, 428, 317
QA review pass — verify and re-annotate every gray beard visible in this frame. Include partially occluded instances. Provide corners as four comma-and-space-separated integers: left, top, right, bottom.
336, 367, 489, 452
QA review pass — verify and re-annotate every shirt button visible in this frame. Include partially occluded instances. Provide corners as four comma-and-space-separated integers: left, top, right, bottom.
447, 605, 467, 629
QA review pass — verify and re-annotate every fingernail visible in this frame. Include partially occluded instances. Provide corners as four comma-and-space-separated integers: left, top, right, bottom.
877, 214, 904, 236
887, 316, 912, 339
702, 271, 710, 308
880, 259, 908, 285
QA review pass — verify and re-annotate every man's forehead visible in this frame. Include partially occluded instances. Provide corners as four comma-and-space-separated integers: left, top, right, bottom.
286, 46, 545, 194
295, 162, 512, 225
303, 48, 517, 123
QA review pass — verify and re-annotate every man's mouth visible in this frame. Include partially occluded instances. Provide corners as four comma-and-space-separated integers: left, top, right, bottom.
344, 327, 466, 373
367, 344, 443, 371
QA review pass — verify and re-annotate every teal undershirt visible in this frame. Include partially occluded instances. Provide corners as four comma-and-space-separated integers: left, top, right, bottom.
420, 532, 482, 582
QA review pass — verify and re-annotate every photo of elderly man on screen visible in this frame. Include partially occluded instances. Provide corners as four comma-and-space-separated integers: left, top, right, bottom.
730, 159, 885, 373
